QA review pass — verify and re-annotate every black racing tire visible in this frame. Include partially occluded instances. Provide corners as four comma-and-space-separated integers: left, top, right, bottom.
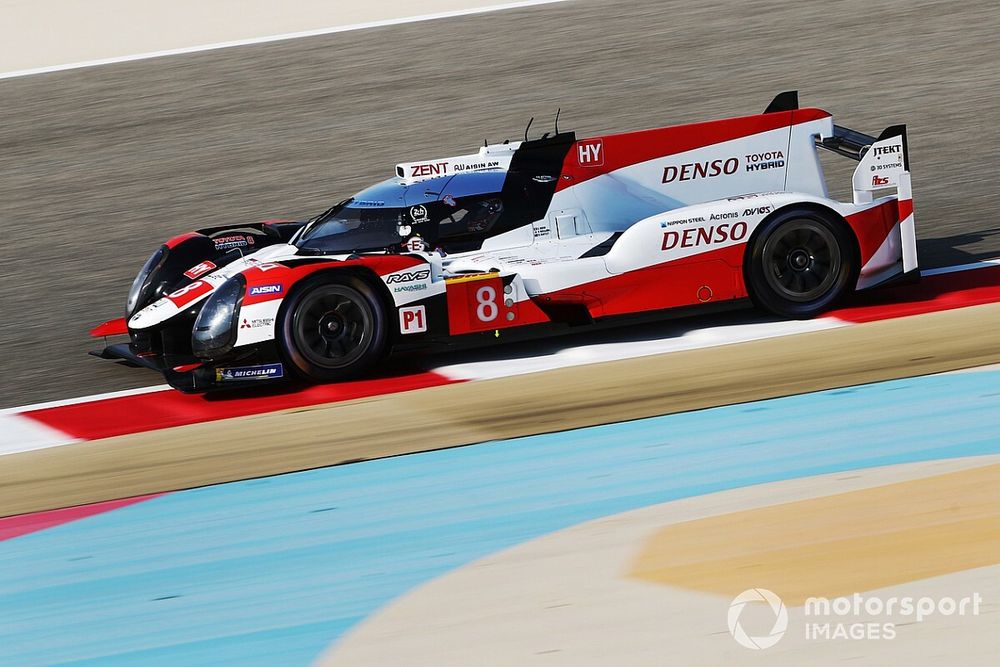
278, 275, 387, 382
746, 208, 857, 319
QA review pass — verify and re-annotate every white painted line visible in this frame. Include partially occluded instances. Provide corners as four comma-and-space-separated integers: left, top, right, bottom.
941, 362, 1000, 375
436, 317, 845, 381
0, 414, 79, 456
0, 0, 571, 80
922, 257, 1000, 277
0, 384, 169, 417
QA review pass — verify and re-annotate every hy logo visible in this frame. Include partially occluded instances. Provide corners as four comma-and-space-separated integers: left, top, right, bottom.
728, 588, 788, 650
577, 139, 604, 167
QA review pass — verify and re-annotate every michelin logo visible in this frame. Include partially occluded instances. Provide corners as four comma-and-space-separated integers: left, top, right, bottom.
215, 363, 284, 382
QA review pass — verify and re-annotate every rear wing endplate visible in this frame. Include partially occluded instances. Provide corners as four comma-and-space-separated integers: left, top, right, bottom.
764, 91, 916, 274
819, 123, 915, 273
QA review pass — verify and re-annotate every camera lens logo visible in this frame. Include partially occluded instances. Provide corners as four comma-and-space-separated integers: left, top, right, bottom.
410, 205, 429, 223
728, 588, 788, 649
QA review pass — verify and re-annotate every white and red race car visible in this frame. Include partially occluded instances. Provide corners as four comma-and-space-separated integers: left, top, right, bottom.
93, 91, 917, 391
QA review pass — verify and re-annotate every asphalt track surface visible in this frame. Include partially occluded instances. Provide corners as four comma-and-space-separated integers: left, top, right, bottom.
2, 0, 1000, 407
5, 302, 1000, 515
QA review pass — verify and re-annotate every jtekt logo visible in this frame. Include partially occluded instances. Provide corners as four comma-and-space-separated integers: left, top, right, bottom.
872, 144, 901, 156
728, 588, 788, 650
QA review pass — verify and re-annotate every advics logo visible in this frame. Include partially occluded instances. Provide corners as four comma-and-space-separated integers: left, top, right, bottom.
728, 588, 788, 650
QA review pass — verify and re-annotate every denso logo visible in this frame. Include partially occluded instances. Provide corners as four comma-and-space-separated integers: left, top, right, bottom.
662, 158, 739, 183
385, 270, 431, 284
249, 284, 283, 296
661, 222, 749, 251
411, 162, 448, 177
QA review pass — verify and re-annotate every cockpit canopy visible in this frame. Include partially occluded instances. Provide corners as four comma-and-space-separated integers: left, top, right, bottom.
296, 171, 535, 255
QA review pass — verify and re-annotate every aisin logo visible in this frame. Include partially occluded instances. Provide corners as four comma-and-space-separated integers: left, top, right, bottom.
728, 588, 788, 649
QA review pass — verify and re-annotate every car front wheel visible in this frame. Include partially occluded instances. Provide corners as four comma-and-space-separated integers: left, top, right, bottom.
278, 276, 387, 382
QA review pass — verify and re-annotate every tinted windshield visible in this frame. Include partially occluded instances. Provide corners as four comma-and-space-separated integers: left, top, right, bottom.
296, 204, 403, 254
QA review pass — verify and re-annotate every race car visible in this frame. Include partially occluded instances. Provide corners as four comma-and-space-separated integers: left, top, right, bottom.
91, 91, 917, 392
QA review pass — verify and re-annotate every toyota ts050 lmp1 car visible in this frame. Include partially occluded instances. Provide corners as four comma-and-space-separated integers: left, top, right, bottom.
91, 91, 917, 392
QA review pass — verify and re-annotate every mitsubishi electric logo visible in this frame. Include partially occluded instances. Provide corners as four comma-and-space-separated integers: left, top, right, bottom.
728, 588, 788, 649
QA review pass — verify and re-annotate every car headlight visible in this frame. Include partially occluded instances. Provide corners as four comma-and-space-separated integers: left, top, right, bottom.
192, 275, 246, 359
127, 245, 168, 317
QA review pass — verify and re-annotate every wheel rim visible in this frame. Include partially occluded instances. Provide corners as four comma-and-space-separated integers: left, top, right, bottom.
291, 285, 373, 369
762, 219, 842, 302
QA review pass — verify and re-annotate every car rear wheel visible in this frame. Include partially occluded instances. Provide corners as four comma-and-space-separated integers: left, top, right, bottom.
747, 209, 856, 319
278, 276, 387, 381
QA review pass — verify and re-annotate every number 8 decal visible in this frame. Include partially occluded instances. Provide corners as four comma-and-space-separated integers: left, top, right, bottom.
475, 285, 498, 322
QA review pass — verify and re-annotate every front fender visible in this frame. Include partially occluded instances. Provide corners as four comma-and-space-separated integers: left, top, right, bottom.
231, 254, 434, 349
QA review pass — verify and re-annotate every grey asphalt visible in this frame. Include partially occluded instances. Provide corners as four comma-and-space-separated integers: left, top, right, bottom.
2, 0, 998, 408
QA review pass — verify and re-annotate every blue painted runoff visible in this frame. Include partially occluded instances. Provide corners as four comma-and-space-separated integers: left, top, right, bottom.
0, 370, 998, 665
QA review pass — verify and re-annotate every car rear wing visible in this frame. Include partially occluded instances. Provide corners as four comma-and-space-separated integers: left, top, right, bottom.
817, 122, 916, 274
816, 124, 877, 159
